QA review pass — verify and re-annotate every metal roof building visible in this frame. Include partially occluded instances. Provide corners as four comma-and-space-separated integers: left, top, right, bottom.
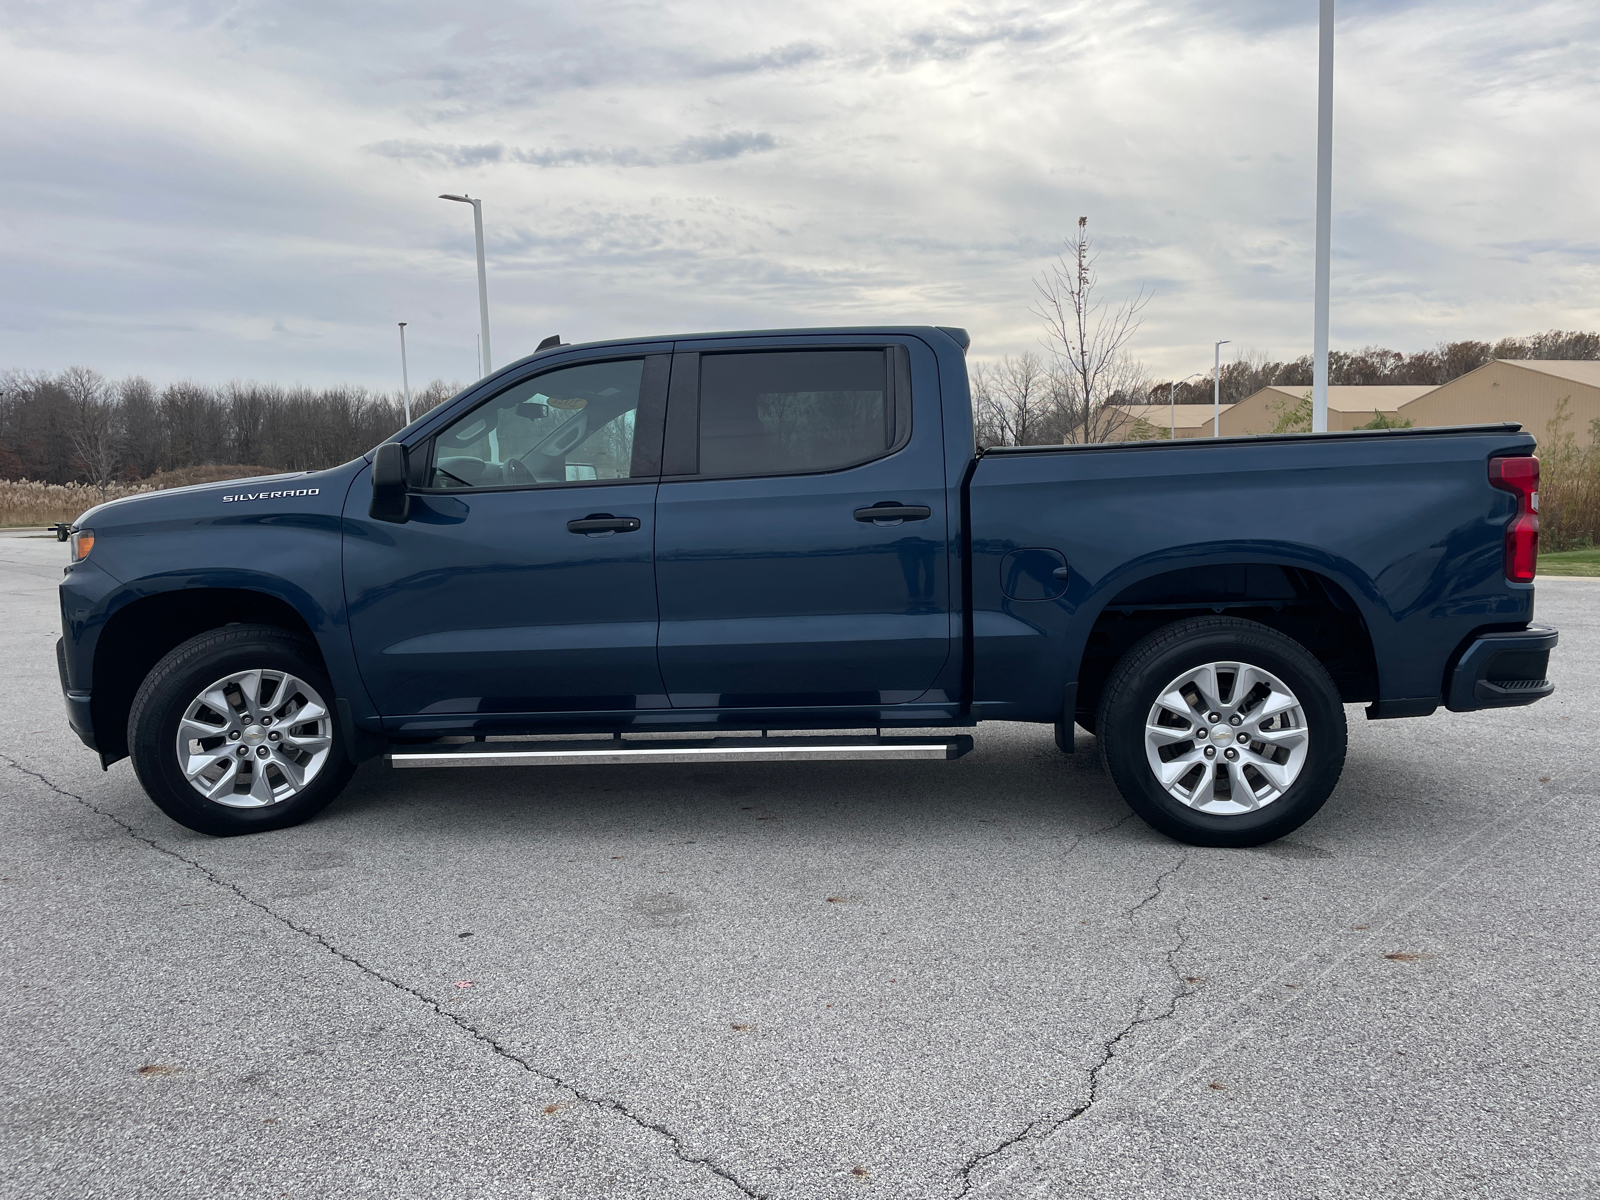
1100, 360, 1599, 444
1101, 403, 1236, 440
1218, 385, 1438, 436
1397, 360, 1600, 442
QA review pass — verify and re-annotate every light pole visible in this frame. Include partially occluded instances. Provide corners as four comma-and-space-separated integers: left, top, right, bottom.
1170, 372, 1205, 439
1312, 0, 1334, 433
1213, 341, 1231, 436
439, 193, 492, 378
398, 322, 413, 424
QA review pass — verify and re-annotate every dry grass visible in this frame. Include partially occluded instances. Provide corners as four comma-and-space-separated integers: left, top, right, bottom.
1540, 401, 1600, 552
0, 465, 272, 528
138, 464, 274, 489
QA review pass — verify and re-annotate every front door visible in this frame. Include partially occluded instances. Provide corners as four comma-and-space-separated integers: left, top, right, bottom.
653, 342, 951, 709
343, 353, 670, 720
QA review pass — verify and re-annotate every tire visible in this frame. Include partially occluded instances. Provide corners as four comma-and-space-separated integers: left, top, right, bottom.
128, 625, 356, 836
1096, 616, 1347, 847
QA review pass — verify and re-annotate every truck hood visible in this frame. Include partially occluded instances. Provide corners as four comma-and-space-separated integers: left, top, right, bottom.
74, 470, 315, 527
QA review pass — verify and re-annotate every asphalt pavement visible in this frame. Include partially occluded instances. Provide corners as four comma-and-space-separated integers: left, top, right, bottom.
1, 530, 1595, 1199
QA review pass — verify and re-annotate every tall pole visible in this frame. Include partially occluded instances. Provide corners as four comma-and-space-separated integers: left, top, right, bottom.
471, 199, 492, 376
1171, 373, 1203, 439
398, 322, 412, 424
439, 193, 493, 378
1213, 344, 1220, 436
1312, 0, 1334, 433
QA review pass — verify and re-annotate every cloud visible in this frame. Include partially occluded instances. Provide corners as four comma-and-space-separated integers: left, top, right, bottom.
698, 42, 828, 77
1, 0, 1597, 389
368, 132, 781, 170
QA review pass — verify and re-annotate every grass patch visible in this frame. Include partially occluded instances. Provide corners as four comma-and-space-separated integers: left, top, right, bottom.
1540, 547, 1600, 577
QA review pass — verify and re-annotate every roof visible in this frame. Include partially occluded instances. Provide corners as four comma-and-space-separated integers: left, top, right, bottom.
1252, 385, 1437, 411
518, 325, 972, 365
1113, 403, 1234, 427
1495, 359, 1600, 387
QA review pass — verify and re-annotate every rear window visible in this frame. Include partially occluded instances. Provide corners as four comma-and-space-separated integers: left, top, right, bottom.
698, 350, 895, 477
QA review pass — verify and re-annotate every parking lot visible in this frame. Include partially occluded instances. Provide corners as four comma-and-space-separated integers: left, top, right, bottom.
1, 529, 1595, 1199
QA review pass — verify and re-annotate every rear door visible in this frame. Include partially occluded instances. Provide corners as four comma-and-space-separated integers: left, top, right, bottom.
653, 339, 952, 709
343, 351, 670, 722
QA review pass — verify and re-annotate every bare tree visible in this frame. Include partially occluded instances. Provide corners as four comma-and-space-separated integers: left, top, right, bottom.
116, 376, 163, 478
972, 353, 1059, 447
62, 366, 122, 496
1033, 217, 1152, 444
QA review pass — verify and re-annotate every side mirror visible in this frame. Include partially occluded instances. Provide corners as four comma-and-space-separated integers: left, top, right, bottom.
369, 442, 411, 524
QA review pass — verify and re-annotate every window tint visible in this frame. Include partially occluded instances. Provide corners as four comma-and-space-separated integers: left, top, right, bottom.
698, 350, 892, 477
428, 359, 643, 489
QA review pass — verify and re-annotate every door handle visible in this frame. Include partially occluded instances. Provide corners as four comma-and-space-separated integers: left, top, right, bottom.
854, 504, 931, 523
567, 514, 642, 535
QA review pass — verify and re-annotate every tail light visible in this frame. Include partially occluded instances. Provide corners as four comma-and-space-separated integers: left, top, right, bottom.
1488, 456, 1538, 582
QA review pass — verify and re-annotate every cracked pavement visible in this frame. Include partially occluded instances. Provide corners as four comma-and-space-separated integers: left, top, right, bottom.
2, 531, 1597, 1198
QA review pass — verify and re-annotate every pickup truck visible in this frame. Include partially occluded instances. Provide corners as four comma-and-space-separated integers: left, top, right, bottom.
55, 326, 1557, 846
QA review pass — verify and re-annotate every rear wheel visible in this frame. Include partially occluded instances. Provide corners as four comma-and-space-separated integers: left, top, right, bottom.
1097, 616, 1347, 847
128, 625, 356, 836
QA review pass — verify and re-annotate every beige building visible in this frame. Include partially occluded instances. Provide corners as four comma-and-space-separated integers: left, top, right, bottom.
1219, 385, 1438, 436
1103, 402, 1236, 440
1103, 360, 1600, 444
1397, 360, 1600, 443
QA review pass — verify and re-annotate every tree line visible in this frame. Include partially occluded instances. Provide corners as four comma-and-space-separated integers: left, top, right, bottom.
0, 368, 461, 489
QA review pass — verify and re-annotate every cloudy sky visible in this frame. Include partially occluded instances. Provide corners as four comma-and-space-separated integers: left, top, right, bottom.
2, 0, 1597, 390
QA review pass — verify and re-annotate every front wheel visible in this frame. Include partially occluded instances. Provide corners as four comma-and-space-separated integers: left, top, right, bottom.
1097, 616, 1347, 847
128, 625, 356, 836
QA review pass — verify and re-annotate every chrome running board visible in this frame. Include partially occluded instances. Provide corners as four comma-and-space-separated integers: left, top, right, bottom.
388, 735, 973, 769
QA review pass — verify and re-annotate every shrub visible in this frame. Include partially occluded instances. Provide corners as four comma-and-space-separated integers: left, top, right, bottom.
1540, 398, 1600, 551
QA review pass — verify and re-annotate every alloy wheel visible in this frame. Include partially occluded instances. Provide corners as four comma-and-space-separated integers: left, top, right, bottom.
175, 669, 334, 808
1143, 660, 1310, 815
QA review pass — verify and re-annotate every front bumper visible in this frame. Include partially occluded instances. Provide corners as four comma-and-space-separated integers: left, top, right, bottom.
56, 637, 97, 751
1445, 624, 1558, 712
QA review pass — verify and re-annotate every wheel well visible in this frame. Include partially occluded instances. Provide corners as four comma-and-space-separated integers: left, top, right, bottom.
1074, 564, 1377, 730
91, 590, 321, 764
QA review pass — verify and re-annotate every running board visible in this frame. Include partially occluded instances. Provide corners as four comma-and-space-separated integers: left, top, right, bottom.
388, 734, 973, 769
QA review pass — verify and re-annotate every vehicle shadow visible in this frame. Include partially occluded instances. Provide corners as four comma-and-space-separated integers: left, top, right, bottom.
320, 724, 1151, 850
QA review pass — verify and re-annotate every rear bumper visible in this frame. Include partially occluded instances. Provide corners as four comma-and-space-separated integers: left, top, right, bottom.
56, 637, 97, 751
1445, 624, 1558, 713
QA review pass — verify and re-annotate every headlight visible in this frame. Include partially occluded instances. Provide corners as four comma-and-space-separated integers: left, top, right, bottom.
69, 529, 95, 563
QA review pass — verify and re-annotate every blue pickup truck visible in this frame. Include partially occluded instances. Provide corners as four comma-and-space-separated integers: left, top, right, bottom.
56, 326, 1555, 846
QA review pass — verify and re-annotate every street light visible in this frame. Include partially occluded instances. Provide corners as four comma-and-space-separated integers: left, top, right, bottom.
1169, 372, 1206, 440
1312, 0, 1334, 433
398, 322, 413, 424
439, 193, 492, 378
1213, 340, 1231, 436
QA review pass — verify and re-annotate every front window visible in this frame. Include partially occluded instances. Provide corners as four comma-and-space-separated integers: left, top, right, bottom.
427, 359, 643, 488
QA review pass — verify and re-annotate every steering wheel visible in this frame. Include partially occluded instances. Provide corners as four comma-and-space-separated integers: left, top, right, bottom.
506, 457, 535, 484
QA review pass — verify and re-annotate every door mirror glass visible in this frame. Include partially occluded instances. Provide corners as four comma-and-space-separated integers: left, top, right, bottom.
427, 359, 644, 488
